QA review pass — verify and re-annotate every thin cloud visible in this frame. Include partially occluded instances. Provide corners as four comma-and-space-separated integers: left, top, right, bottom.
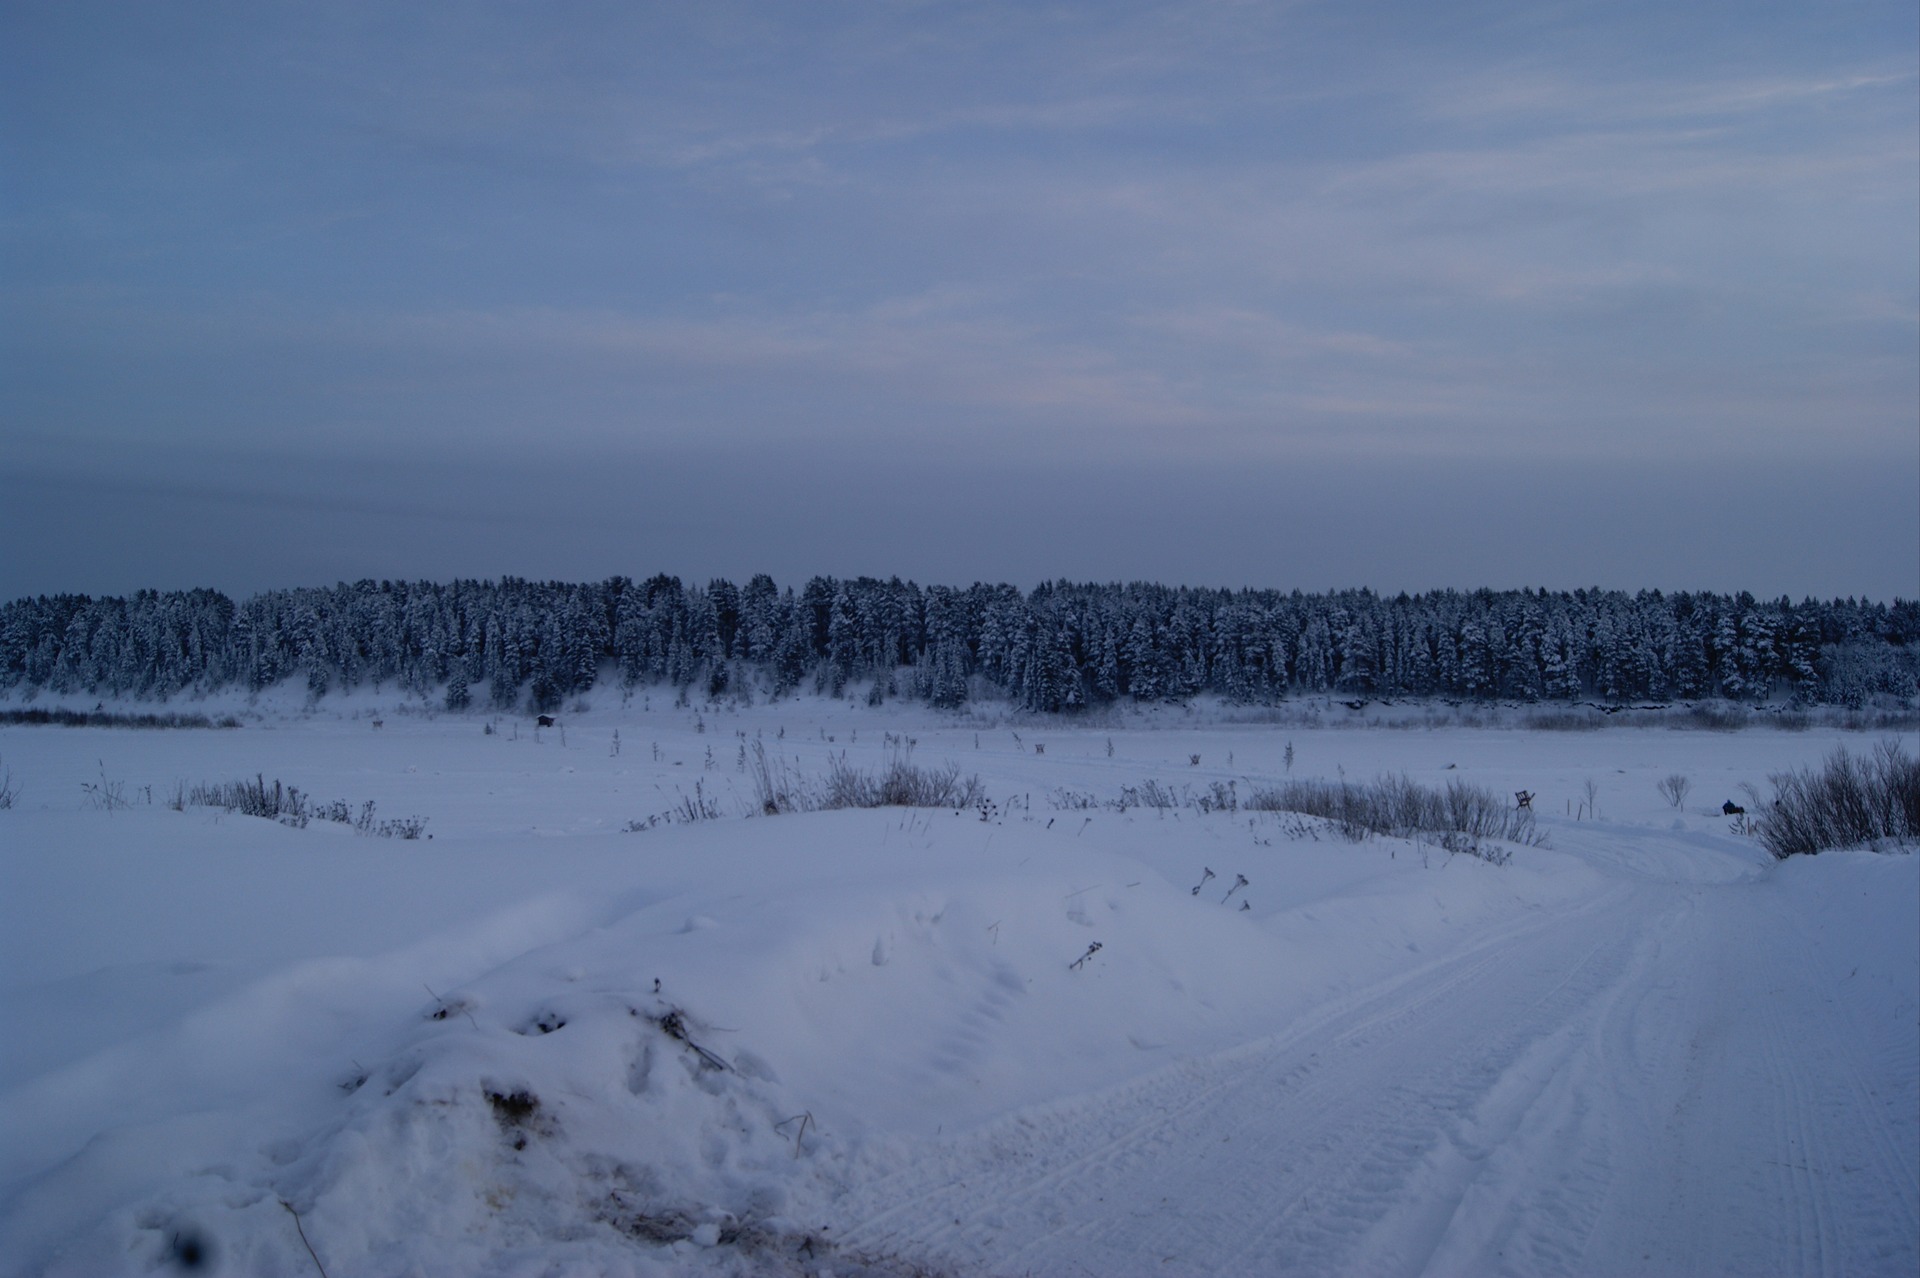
1424, 64, 1917, 126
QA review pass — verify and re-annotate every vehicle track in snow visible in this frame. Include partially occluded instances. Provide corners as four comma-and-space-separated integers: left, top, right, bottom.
826, 868, 1917, 1277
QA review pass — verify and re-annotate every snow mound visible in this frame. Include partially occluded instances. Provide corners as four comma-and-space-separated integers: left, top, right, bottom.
4, 805, 1584, 1276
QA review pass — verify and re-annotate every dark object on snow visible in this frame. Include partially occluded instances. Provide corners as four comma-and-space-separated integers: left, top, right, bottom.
1723, 800, 1745, 816
1070, 942, 1103, 971
1514, 790, 1534, 809
537, 714, 556, 728
167, 1224, 217, 1271
1190, 867, 1215, 895
648, 1005, 732, 1072
486, 1088, 540, 1126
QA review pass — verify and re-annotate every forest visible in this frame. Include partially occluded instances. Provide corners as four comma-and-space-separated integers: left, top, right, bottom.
2, 576, 1916, 714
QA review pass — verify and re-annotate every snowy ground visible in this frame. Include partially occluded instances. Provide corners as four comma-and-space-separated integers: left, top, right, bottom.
1, 690, 1914, 1276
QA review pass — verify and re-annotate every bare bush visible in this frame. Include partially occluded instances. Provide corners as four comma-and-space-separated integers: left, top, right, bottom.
1109, 779, 1182, 811
81, 763, 137, 811
1656, 773, 1693, 809
1244, 774, 1542, 853
186, 775, 312, 825
186, 774, 427, 837
628, 781, 726, 831
747, 740, 808, 815
821, 746, 985, 809
0, 757, 15, 809
747, 740, 984, 814
668, 781, 725, 823
363, 810, 429, 839
1193, 780, 1238, 813
1756, 740, 1919, 859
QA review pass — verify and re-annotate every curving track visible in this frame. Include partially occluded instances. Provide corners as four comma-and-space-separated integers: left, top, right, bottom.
828, 845, 1918, 1277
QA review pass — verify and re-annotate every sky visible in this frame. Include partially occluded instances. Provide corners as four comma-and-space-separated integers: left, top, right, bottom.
3, 0, 1916, 603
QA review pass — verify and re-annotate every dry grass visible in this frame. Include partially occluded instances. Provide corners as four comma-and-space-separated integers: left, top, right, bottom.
1245, 774, 1542, 849
749, 741, 984, 815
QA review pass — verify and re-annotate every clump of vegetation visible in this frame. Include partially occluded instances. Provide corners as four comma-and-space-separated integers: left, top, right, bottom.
625, 781, 727, 831
748, 740, 984, 814
0, 707, 239, 729
0, 756, 17, 809
1244, 774, 1542, 852
1108, 779, 1182, 811
1755, 740, 1919, 859
1520, 708, 1607, 731
1657, 773, 1693, 809
184, 775, 308, 822
80, 762, 146, 811
180, 774, 427, 837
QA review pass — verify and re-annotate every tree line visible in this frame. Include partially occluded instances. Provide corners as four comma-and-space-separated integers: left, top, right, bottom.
2, 576, 1915, 713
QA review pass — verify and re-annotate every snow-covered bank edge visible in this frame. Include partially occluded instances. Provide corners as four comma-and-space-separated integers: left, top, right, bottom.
4, 681, 1914, 735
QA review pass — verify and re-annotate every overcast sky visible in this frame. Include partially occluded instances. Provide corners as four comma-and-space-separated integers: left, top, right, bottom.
3, 1, 1915, 602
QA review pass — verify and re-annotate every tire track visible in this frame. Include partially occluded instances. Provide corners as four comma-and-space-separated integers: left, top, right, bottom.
827, 885, 1653, 1276
825, 857, 1917, 1278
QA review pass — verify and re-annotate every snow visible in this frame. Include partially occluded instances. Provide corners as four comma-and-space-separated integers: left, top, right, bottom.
1, 691, 1914, 1276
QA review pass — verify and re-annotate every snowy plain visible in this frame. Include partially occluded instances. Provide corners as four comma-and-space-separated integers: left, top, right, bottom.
0, 688, 1914, 1277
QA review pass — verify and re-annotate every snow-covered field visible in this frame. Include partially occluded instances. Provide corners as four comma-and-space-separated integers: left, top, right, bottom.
1, 691, 1914, 1276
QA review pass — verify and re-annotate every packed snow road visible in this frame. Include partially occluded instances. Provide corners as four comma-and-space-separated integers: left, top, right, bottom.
827, 844, 1917, 1277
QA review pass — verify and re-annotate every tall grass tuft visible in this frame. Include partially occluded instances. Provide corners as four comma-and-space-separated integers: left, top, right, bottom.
187, 774, 307, 822
1244, 774, 1543, 848
749, 740, 984, 814
1756, 740, 1919, 859
183, 774, 427, 837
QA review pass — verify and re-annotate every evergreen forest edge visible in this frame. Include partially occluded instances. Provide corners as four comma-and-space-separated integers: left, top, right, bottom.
3, 577, 1916, 716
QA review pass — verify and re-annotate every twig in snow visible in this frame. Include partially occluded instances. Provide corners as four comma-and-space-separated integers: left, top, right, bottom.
1069, 942, 1103, 971
1190, 867, 1215, 895
1222, 873, 1249, 905
424, 984, 478, 1031
281, 1200, 330, 1278
775, 1111, 815, 1158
